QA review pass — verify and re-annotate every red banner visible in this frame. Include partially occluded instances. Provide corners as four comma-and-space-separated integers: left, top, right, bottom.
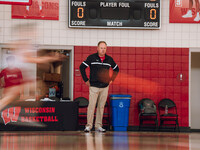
170, 0, 200, 23
12, 0, 59, 20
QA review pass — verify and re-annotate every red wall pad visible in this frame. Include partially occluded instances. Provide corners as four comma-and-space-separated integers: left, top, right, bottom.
74, 46, 189, 127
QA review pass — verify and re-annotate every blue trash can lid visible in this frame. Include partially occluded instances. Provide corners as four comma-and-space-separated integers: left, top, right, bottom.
109, 94, 132, 97
109, 94, 132, 99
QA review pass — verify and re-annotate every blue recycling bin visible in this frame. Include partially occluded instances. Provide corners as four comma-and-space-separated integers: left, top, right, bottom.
109, 94, 132, 131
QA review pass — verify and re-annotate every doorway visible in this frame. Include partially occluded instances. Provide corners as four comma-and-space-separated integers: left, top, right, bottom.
0, 45, 74, 101
37, 48, 73, 100
191, 52, 200, 129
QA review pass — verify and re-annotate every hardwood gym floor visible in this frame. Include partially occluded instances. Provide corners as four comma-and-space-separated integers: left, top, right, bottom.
0, 131, 199, 150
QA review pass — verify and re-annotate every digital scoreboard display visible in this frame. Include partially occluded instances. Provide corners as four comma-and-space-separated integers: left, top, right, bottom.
69, 0, 161, 29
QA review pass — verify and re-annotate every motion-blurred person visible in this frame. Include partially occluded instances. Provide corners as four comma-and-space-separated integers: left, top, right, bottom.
182, 0, 200, 21
0, 23, 66, 112
80, 41, 119, 132
0, 56, 23, 99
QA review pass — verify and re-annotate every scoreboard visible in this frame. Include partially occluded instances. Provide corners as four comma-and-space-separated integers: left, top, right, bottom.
69, 0, 161, 29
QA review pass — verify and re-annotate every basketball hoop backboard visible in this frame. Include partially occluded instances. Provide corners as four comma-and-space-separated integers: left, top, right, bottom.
0, 0, 31, 5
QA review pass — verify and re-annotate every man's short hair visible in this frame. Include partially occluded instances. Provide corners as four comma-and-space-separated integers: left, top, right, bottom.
98, 41, 107, 46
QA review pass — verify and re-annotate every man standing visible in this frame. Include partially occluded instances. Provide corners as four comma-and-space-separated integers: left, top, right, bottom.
79, 41, 119, 132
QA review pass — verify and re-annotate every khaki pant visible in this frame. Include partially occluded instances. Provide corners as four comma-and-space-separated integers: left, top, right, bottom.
86, 86, 109, 129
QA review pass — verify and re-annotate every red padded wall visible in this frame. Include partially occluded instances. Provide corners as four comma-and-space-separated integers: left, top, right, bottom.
74, 46, 189, 127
